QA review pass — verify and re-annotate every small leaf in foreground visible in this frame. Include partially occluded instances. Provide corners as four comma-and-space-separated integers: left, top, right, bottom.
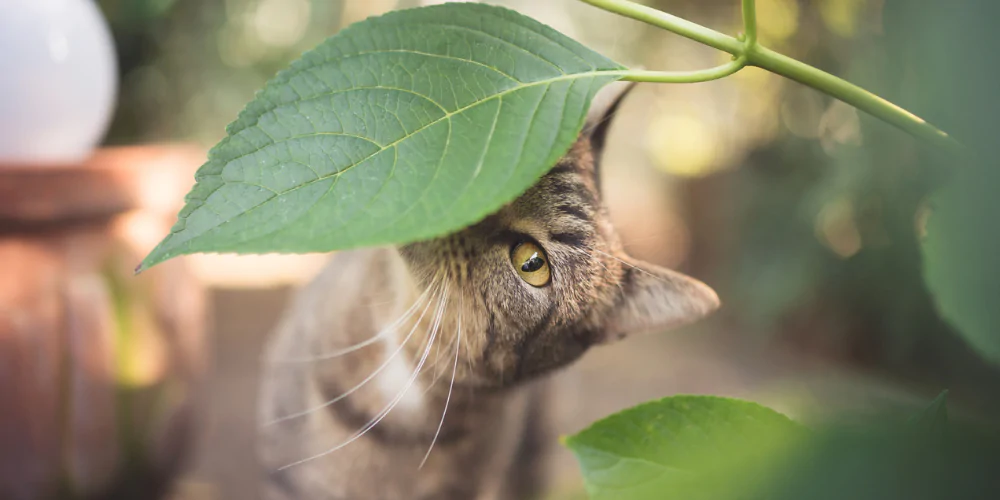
906, 389, 949, 435
138, 3, 626, 271
563, 395, 803, 500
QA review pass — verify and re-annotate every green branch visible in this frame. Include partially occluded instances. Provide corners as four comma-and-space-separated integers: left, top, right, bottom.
742, 0, 758, 47
622, 56, 747, 84
580, 0, 743, 53
579, 0, 965, 156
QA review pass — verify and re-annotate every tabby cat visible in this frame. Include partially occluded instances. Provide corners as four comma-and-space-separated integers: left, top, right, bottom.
257, 82, 720, 500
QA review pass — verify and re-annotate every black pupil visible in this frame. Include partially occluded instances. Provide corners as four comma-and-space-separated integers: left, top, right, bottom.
521, 253, 545, 273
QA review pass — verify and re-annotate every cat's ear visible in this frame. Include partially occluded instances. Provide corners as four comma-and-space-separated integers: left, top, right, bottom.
584, 80, 636, 154
598, 257, 720, 344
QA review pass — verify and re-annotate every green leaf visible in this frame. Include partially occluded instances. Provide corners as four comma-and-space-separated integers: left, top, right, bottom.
891, 0, 1000, 365
139, 3, 625, 271
922, 164, 1000, 364
563, 395, 803, 500
760, 423, 1000, 500
906, 390, 949, 435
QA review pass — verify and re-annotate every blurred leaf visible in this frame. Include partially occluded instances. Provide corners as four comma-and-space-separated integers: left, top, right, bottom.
763, 424, 1000, 500
923, 164, 1000, 364
887, 0, 1000, 365
906, 390, 948, 435
566, 394, 1000, 500
563, 395, 802, 500
99, 0, 177, 21
139, 3, 624, 271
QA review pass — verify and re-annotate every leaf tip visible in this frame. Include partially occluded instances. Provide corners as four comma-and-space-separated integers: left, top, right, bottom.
906, 388, 950, 433
136, 240, 173, 275
136, 253, 160, 275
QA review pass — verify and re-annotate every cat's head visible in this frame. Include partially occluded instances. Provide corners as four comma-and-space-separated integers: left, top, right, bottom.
400, 82, 719, 387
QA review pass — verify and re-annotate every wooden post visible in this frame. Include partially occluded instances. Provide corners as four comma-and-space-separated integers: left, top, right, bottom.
0, 146, 207, 500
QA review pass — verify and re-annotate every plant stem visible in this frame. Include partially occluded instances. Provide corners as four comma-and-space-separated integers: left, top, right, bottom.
621, 57, 747, 83
747, 46, 963, 156
742, 0, 757, 46
578, 0, 965, 156
579, 0, 743, 54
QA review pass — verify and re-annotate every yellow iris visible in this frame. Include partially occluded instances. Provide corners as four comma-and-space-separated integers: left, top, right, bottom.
511, 242, 551, 287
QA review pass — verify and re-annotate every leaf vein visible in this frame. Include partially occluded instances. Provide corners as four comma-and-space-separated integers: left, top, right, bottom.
416, 22, 567, 74
349, 48, 522, 83
164, 71, 625, 249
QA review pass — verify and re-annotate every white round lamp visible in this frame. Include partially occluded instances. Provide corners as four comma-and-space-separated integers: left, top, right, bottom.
0, 0, 118, 164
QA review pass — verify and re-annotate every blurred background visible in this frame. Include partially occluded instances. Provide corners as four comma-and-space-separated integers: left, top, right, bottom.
2, 0, 998, 498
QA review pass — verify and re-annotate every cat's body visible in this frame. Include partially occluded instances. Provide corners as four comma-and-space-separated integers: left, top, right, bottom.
257, 83, 719, 499
259, 248, 551, 500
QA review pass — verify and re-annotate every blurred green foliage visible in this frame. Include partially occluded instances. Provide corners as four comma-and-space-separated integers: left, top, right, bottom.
764, 423, 1000, 500
905, 0, 1000, 366
688, 0, 1000, 405
568, 393, 1000, 500
98, 0, 348, 144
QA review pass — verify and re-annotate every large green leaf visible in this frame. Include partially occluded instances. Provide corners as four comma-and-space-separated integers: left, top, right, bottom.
890, 0, 1000, 364
563, 395, 803, 500
922, 164, 1000, 364
138, 3, 625, 271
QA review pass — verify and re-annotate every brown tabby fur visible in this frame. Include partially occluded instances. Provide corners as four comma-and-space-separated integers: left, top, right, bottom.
257, 83, 720, 499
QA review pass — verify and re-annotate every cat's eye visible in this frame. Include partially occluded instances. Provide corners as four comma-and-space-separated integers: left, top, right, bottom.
510, 242, 551, 287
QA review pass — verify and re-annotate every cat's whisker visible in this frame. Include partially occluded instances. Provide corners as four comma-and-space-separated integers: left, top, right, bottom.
618, 230, 680, 245
461, 297, 474, 374
277, 282, 450, 471
423, 317, 453, 390
422, 345, 451, 395
427, 281, 456, 388
268, 276, 439, 364
420, 302, 461, 469
589, 247, 674, 284
563, 244, 624, 295
263, 277, 444, 427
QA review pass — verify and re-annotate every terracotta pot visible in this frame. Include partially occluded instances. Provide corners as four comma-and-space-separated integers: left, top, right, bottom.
0, 146, 207, 500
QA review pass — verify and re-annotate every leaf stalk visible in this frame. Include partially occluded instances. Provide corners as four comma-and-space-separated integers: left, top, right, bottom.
742, 0, 758, 47
578, 0, 964, 156
621, 56, 747, 84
